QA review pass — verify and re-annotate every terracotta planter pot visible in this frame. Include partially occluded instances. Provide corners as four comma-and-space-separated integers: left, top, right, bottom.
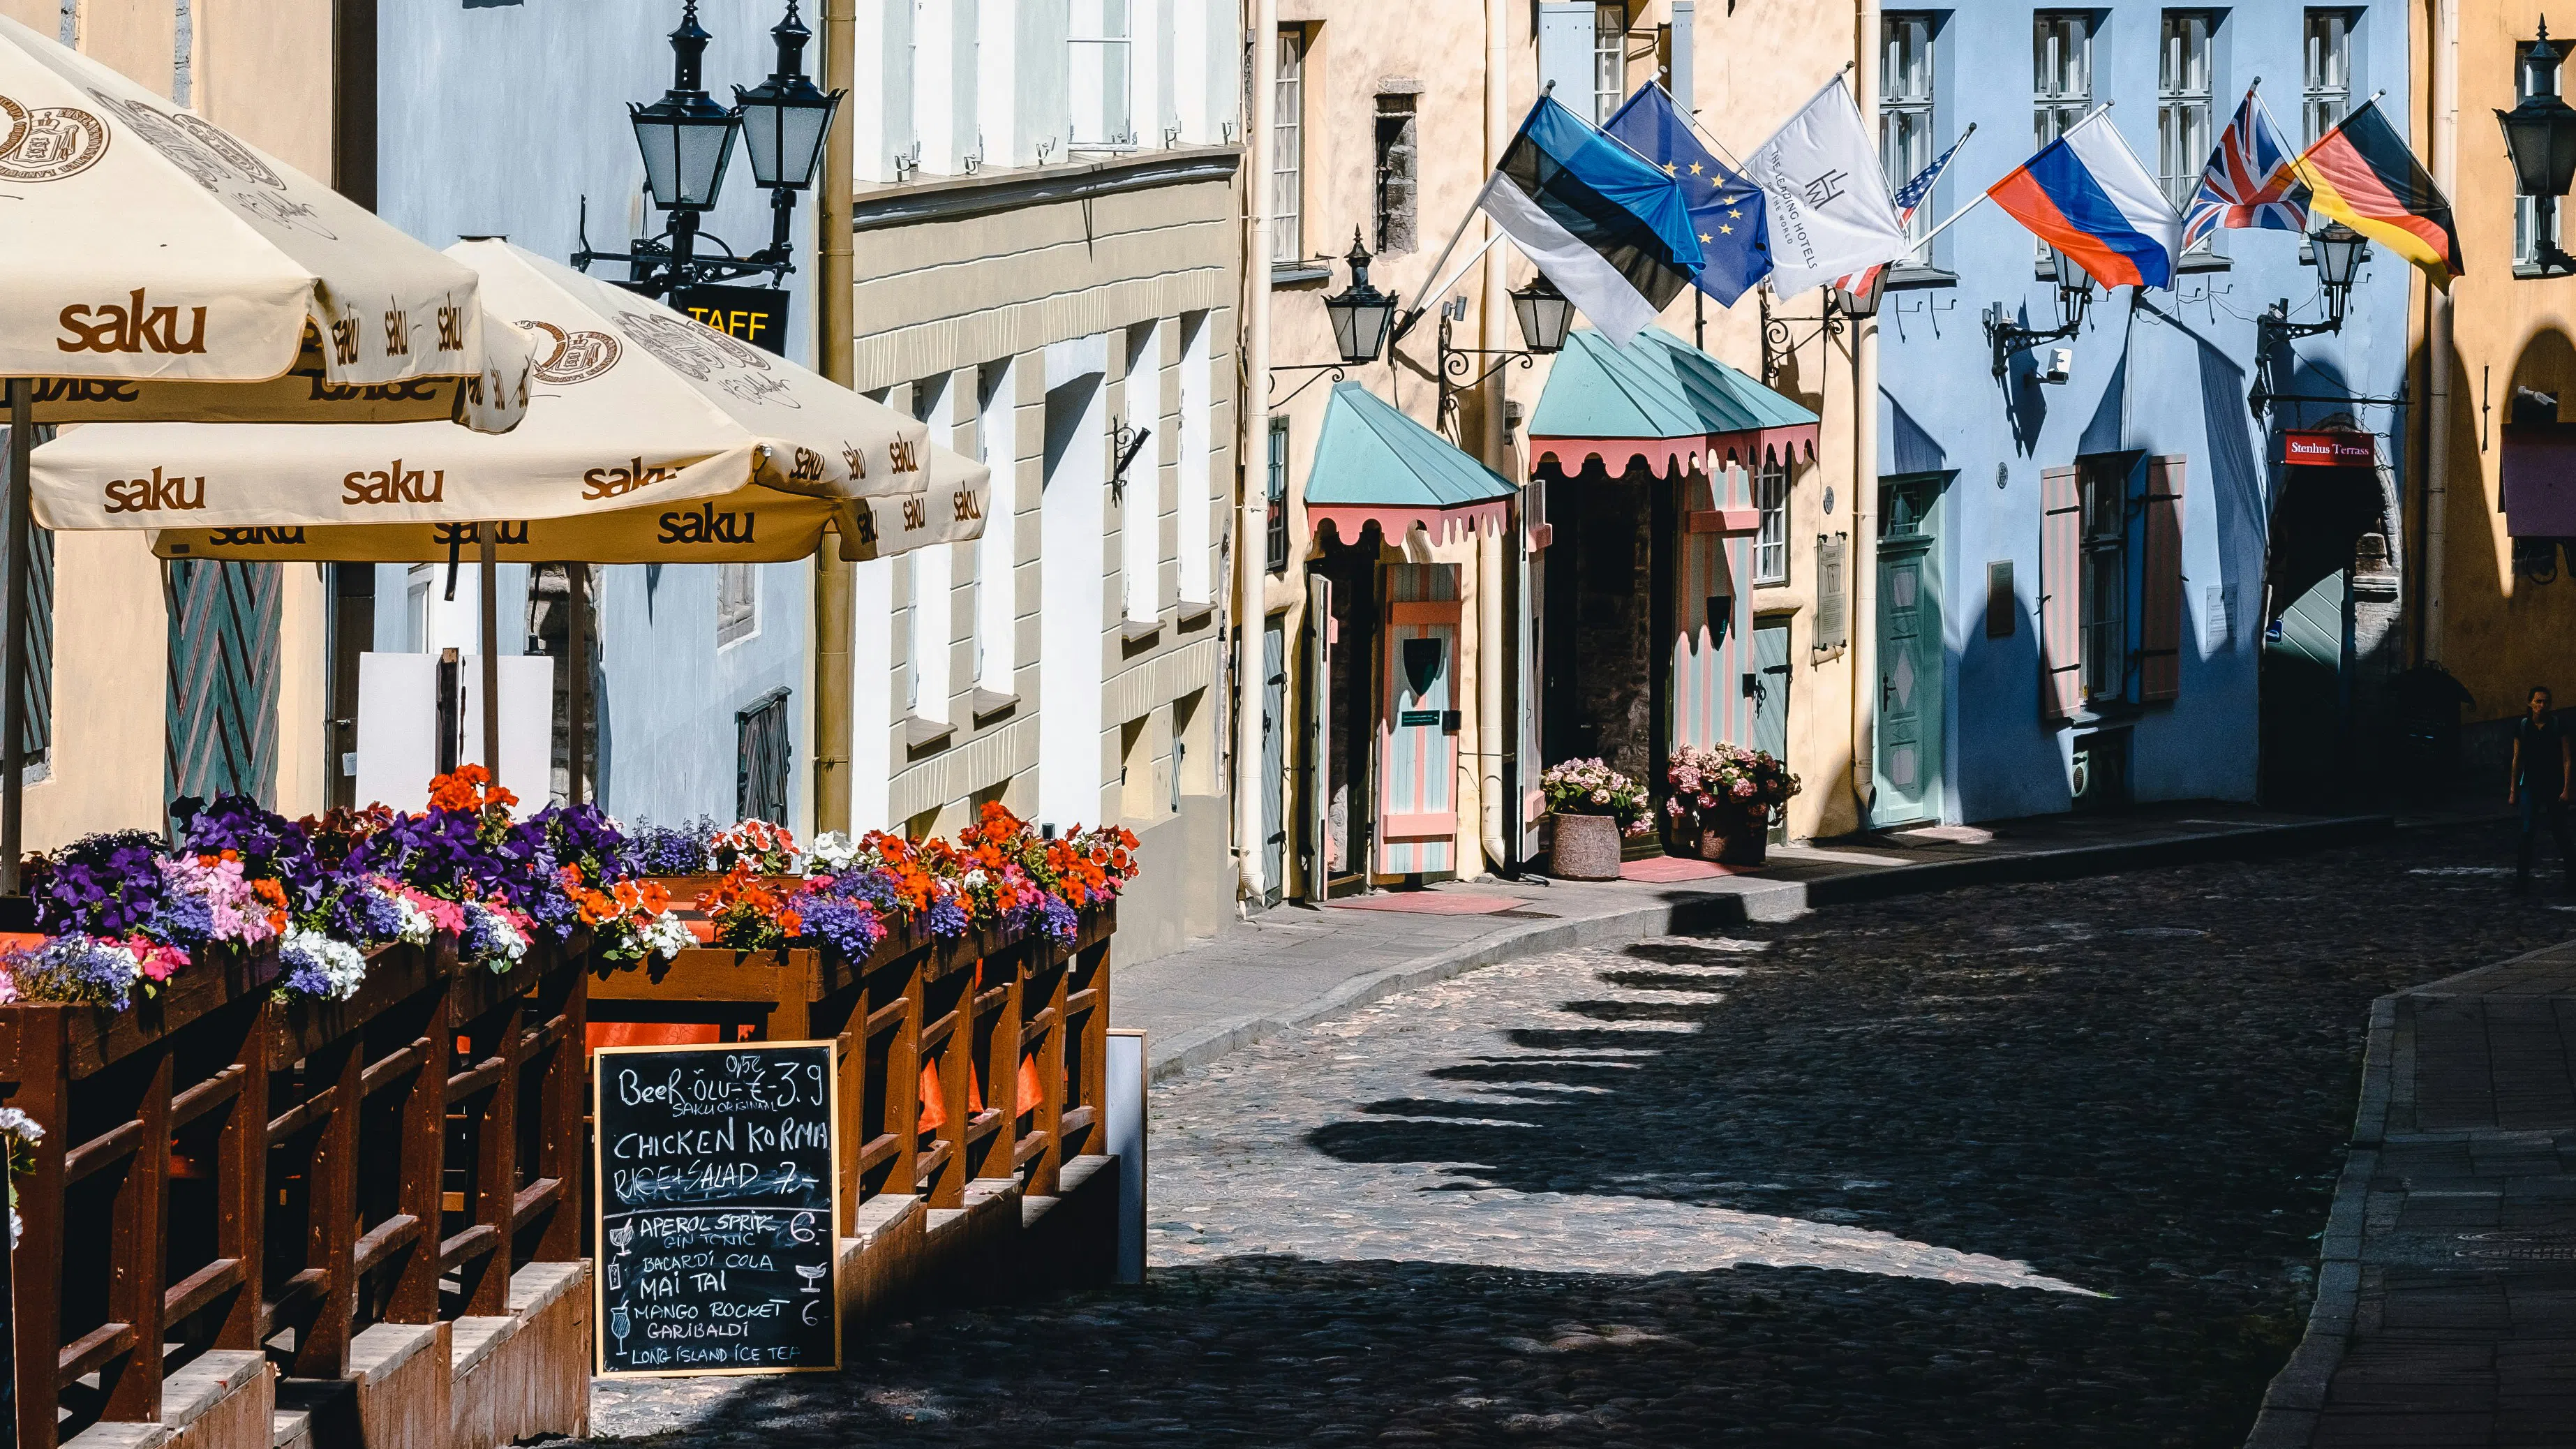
1549, 812, 1624, 880
1678, 810, 1771, 867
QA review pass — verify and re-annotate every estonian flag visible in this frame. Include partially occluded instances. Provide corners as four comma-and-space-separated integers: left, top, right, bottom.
1476, 96, 1703, 348
1602, 84, 1772, 307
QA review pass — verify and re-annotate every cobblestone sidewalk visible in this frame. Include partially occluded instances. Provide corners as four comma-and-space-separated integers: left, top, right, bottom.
1127, 801, 2392, 1081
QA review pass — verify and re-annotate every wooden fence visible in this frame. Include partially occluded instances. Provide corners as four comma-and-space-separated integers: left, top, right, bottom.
0, 899, 1123, 1449
0, 936, 592, 1449
588, 901, 1119, 1308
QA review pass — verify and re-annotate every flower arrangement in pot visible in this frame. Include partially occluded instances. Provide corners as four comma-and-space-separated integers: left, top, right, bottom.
1665, 743, 1801, 865
1538, 758, 1651, 881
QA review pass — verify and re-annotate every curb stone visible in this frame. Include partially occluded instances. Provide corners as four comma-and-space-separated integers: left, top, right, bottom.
1149, 813, 2392, 1081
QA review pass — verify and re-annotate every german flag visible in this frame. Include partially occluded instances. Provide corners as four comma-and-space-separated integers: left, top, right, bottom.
2293, 100, 2462, 288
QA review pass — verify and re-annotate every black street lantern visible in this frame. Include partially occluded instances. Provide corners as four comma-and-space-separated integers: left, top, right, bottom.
1833, 271, 1884, 322
735, 1, 843, 190
2501, 20, 2576, 202
1321, 232, 1399, 364
1509, 273, 1575, 355
629, 2, 740, 213
2312, 221, 2369, 295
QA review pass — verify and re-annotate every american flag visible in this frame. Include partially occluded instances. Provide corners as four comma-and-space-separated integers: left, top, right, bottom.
2181, 89, 2310, 251
1838, 132, 1970, 297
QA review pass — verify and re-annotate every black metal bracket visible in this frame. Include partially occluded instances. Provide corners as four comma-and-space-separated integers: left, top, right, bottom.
2247, 382, 2410, 420
1761, 288, 1845, 387
1267, 362, 1349, 408
570, 192, 796, 300
1436, 309, 1538, 432
1109, 417, 1152, 489
1981, 298, 2087, 380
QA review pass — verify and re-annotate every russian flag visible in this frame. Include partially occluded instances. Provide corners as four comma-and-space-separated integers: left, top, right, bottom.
1986, 112, 2182, 290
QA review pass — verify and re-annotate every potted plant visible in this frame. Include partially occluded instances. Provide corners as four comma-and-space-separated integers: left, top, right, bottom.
1539, 759, 1652, 879
1665, 743, 1802, 865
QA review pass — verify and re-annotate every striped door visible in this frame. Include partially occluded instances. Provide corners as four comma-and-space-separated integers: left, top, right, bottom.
165, 560, 281, 806
1376, 564, 1460, 876
1672, 466, 1748, 750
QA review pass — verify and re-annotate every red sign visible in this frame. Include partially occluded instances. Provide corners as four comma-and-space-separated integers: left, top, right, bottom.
2284, 430, 2377, 466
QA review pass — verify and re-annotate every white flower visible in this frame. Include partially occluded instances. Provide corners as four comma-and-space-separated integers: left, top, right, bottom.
638, 912, 695, 961
281, 928, 369, 1002
0, 1107, 43, 1145
801, 831, 861, 873
389, 893, 437, 947
466, 902, 530, 972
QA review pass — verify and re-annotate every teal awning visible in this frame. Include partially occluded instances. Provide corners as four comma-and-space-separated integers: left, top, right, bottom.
1526, 325, 1819, 477
1306, 381, 1515, 542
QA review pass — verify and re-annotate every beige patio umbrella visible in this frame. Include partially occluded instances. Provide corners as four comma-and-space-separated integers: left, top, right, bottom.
0, 16, 541, 883
0, 15, 531, 429
37, 239, 988, 801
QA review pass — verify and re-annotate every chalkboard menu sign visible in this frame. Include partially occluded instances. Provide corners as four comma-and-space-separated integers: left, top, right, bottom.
592, 1041, 842, 1376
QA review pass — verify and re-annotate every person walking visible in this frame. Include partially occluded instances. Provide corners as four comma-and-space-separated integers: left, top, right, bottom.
2509, 685, 2573, 893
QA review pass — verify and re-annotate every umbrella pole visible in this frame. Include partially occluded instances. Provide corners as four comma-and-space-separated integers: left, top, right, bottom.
565, 563, 588, 808
1, 380, 31, 895
479, 528, 501, 800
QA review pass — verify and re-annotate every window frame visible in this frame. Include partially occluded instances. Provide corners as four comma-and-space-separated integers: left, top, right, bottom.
1272, 26, 1306, 265
1752, 454, 1792, 587
2157, 12, 2217, 239
1265, 415, 1290, 574
1882, 13, 1939, 264
1373, 91, 1419, 255
2078, 459, 2129, 703
2302, 9, 2354, 147
715, 563, 759, 648
1592, 3, 1629, 126
734, 688, 794, 826
2032, 13, 2095, 260
1067, 0, 1136, 151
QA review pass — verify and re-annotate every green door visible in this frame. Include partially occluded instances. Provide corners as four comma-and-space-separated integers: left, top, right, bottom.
1749, 619, 1791, 840
1875, 536, 1943, 824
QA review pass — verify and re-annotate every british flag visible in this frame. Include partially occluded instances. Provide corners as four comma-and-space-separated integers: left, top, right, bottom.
2181, 89, 2310, 251
1838, 132, 1970, 297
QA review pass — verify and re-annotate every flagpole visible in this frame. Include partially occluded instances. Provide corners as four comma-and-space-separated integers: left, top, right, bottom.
1910, 194, 1988, 248
1399, 83, 1553, 344
1651, 80, 1745, 170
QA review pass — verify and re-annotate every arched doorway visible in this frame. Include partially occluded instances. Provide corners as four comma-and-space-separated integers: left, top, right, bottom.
2260, 415, 2391, 807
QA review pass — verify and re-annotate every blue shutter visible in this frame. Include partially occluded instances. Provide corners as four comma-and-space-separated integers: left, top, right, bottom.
1537, 1, 1593, 106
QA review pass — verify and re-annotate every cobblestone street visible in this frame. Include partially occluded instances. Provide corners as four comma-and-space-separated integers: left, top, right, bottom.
588, 826, 2571, 1448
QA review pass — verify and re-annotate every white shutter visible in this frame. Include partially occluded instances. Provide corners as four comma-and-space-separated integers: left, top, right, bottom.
1536, 1, 1593, 104
1668, 1, 1694, 103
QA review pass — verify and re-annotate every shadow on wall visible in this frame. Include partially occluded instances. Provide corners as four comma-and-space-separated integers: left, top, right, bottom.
1999, 299, 2051, 457
1885, 392, 1947, 477
1951, 569, 2074, 822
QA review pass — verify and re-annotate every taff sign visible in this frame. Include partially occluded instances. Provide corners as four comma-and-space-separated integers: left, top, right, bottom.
671, 285, 790, 357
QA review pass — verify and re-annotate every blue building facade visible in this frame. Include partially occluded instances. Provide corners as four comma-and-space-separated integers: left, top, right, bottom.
1870, 1, 2413, 824
368, 0, 825, 826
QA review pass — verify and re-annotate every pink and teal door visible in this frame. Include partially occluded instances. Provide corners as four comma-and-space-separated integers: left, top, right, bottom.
1377, 564, 1460, 876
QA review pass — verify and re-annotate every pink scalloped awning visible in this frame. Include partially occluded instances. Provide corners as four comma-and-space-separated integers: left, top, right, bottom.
1311, 500, 1510, 544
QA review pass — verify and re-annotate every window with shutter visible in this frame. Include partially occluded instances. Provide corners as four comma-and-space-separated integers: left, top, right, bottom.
1813, 532, 1848, 655
1536, 1, 1595, 104
1666, 1, 1695, 99
2038, 466, 2082, 721
2137, 454, 2186, 701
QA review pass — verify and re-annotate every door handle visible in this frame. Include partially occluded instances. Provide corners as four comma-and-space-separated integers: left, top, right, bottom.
1882, 675, 1895, 707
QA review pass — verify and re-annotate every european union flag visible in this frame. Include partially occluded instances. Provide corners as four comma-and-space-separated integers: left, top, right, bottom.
1602, 85, 1771, 306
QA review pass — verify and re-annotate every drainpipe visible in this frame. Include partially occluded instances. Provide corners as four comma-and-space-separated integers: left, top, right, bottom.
1236, 0, 1278, 904
811, 0, 857, 835
2422, 0, 2457, 665
1848, 0, 1882, 825
1476, 0, 1510, 875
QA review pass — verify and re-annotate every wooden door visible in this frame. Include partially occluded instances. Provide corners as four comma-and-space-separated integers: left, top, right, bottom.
166, 558, 281, 806
1376, 564, 1460, 876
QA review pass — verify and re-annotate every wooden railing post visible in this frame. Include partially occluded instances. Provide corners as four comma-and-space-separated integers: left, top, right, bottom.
530, 964, 586, 1263
210, 998, 271, 1353
290, 1037, 362, 1379
8, 1006, 68, 1449
922, 963, 970, 1209
385, 995, 449, 1323
461, 1000, 520, 1316
99, 1042, 172, 1422
969, 950, 1023, 1183
1022, 948, 1069, 1198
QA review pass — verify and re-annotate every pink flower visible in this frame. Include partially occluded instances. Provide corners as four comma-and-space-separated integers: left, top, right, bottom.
1732, 780, 1757, 799
121, 939, 189, 983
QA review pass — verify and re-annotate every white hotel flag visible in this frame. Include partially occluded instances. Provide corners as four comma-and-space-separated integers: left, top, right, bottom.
1743, 77, 1914, 297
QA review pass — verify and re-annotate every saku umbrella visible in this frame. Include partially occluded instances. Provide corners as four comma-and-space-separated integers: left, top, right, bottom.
0, 15, 538, 885
35, 239, 991, 806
